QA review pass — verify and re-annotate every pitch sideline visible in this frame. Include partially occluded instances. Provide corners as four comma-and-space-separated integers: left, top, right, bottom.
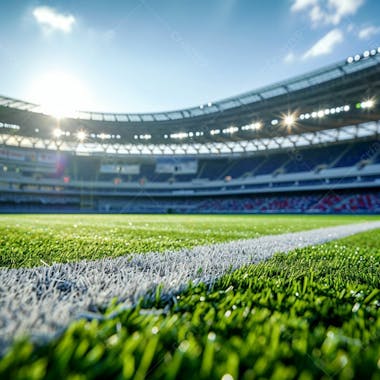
1, 221, 380, 351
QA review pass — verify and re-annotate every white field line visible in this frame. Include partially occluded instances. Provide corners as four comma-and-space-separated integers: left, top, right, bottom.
1, 221, 380, 351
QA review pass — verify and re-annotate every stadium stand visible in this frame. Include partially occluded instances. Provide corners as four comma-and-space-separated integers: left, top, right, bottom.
0, 48, 380, 213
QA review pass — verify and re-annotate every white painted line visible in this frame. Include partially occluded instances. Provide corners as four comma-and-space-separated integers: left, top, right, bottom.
1, 221, 380, 351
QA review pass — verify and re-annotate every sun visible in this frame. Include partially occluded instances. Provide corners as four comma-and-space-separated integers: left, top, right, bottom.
28, 70, 91, 118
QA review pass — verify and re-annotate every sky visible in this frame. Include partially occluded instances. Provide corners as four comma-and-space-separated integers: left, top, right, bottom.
0, 0, 380, 115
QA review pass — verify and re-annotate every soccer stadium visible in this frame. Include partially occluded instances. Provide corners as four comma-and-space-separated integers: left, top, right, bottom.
0, 49, 380, 214
1, 1, 380, 379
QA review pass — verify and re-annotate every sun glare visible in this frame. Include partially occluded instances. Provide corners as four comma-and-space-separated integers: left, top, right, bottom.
28, 71, 91, 118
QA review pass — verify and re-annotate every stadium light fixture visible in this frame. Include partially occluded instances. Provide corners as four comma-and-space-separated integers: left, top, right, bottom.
347, 48, 380, 64
254, 122, 262, 130
366, 99, 375, 108
222, 126, 238, 134
241, 122, 262, 131
0, 122, 20, 130
283, 114, 295, 127
170, 132, 188, 139
53, 128, 63, 138
271, 119, 279, 126
282, 113, 297, 131
138, 134, 151, 140
76, 130, 87, 142
361, 99, 375, 109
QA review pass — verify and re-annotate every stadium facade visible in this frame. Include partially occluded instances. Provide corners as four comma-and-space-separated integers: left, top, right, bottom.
0, 49, 380, 213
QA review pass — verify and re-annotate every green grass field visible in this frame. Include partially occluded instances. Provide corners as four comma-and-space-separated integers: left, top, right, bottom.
0, 214, 378, 268
1, 214, 380, 379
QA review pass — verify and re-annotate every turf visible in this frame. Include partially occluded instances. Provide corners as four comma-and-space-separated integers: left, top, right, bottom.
0, 214, 378, 268
1, 229, 380, 379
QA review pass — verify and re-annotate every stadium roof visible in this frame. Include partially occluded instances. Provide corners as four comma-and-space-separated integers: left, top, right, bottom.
0, 49, 380, 154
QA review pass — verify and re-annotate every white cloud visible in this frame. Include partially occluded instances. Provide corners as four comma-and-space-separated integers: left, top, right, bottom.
33, 6, 75, 34
358, 26, 380, 40
291, 0, 365, 27
328, 0, 364, 23
291, 0, 317, 12
308, 4, 322, 24
303, 28, 343, 59
284, 52, 296, 63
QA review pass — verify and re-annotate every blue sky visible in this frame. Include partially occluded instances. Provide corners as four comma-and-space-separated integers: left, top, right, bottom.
0, 0, 379, 114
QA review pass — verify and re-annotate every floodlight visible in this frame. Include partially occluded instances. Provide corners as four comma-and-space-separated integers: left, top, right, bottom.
354, 54, 361, 61
284, 114, 295, 127
361, 99, 375, 109
53, 128, 63, 138
222, 126, 238, 134
363, 50, 370, 58
370, 49, 377, 56
271, 119, 278, 126
347, 56, 354, 64
76, 130, 87, 141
